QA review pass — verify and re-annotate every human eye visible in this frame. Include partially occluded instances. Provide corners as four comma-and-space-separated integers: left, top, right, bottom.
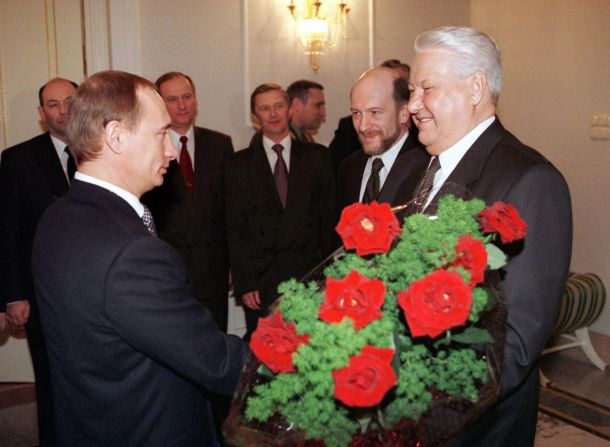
166, 97, 177, 103
351, 110, 361, 118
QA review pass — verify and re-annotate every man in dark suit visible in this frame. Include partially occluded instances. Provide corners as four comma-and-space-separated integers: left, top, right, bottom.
142, 72, 233, 332
0, 77, 78, 446
226, 83, 336, 339
402, 27, 572, 446
286, 79, 326, 143
337, 66, 423, 212
31, 70, 248, 447
329, 59, 411, 173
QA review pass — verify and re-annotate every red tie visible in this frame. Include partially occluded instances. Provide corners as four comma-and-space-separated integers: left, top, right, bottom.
179, 136, 194, 195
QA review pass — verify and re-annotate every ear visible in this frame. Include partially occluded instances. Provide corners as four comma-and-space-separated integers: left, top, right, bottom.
469, 71, 487, 106
37, 106, 46, 123
104, 120, 123, 154
398, 102, 410, 126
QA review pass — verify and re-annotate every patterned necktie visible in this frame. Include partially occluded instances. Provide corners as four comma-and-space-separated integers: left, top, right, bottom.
141, 205, 157, 236
65, 147, 76, 182
272, 144, 289, 208
179, 136, 194, 195
407, 156, 441, 214
362, 158, 384, 204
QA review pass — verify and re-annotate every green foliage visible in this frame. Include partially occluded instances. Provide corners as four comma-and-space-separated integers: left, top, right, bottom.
245, 195, 502, 446
429, 349, 489, 402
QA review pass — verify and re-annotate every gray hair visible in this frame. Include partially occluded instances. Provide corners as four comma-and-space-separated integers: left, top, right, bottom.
414, 26, 502, 105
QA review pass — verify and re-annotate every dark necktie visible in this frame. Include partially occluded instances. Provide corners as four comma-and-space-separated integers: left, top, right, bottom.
65, 147, 76, 182
141, 205, 157, 236
179, 136, 194, 195
407, 156, 441, 214
362, 158, 384, 204
272, 144, 289, 208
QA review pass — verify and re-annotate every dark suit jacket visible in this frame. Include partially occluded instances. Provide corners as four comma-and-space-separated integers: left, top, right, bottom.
142, 126, 234, 331
398, 118, 572, 446
329, 115, 362, 175
32, 180, 248, 447
225, 135, 336, 307
0, 133, 68, 309
336, 131, 424, 211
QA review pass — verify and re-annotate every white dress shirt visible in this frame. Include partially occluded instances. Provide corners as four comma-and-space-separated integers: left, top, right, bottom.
262, 134, 292, 173
359, 131, 409, 201
50, 135, 70, 181
169, 127, 195, 170
425, 116, 496, 209
74, 172, 144, 218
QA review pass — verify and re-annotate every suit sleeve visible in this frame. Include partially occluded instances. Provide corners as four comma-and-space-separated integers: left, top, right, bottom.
0, 150, 27, 306
104, 237, 249, 395
499, 162, 572, 394
224, 155, 260, 297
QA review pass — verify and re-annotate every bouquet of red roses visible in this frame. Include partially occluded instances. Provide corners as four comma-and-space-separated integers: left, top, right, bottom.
224, 195, 526, 447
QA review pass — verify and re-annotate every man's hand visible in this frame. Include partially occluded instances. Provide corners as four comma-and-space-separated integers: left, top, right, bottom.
6, 300, 30, 326
0, 312, 6, 332
241, 291, 261, 310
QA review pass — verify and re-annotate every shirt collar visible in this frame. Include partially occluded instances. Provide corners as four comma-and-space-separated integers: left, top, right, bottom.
438, 116, 495, 174
74, 172, 144, 217
372, 130, 408, 171
169, 127, 195, 151
262, 134, 291, 152
50, 134, 67, 159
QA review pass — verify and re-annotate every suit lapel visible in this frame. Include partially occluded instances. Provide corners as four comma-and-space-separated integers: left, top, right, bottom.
444, 118, 506, 189
193, 127, 208, 195
251, 140, 283, 211
343, 152, 368, 205
378, 132, 420, 206
32, 133, 69, 196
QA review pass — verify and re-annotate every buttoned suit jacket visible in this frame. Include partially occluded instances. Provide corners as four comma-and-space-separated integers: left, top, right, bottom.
142, 126, 234, 331
397, 118, 573, 447
225, 135, 336, 309
0, 132, 67, 445
32, 180, 248, 447
336, 131, 425, 211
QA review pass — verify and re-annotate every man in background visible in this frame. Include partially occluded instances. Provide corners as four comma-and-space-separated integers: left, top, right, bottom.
32, 70, 248, 446
286, 79, 326, 143
226, 83, 335, 340
0, 77, 78, 446
143, 72, 234, 332
329, 59, 411, 173
402, 26, 572, 445
336, 66, 424, 212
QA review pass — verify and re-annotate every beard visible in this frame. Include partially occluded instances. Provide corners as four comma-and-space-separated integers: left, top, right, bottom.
360, 126, 403, 156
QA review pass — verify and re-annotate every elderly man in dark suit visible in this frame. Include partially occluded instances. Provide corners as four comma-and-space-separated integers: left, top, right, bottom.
400, 26, 572, 446
0, 77, 78, 446
31, 71, 248, 447
142, 72, 234, 333
336, 66, 423, 212
226, 83, 336, 340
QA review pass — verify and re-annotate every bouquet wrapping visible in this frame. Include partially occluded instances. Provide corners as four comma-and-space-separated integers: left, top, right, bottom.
224, 194, 526, 446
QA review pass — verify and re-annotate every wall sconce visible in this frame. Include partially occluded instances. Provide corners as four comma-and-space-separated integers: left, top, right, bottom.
288, 1, 350, 73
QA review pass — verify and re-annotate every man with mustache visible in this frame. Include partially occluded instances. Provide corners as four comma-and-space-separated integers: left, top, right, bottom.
336, 66, 424, 212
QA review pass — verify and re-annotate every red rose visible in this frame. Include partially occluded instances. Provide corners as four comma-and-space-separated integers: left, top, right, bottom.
335, 201, 401, 256
333, 345, 397, 407
250, 311, 310, 373
477, 201, 527, 244
319, 270, 386, 329
397, 270, 472, 338
450, 234, 487, 287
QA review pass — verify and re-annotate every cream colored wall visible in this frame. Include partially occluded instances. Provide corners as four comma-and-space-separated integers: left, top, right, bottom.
471, 0, 610, 334
138, 0, 470, 149
0, 0, 84, 380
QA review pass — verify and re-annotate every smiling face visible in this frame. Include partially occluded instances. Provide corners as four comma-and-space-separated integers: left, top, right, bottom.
350, 69, 409, 156
253, 89, 290, 142
407, 49, 478, 156
120, 88, 177, 196
38, 80, 77, 142
158, 75, 198, 134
